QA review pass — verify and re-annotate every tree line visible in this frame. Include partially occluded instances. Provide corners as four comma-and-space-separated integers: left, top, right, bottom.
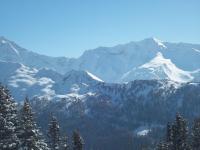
2, 82, 200, 150
0, 84, 84, 150
156, 113, 200, 150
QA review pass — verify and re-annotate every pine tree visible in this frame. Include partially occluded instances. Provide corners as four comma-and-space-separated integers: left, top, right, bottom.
48, 115, 60, 150
165, 122, 173, 149
72, 130, 84, 150
61, 134, 70, 150
0, 84, 19, 149
166, 122, 173, 143
171, 113, 189, 150
191, 118, 200, 150
18, 97, 49, 150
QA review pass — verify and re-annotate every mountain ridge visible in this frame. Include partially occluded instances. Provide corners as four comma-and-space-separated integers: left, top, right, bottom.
1, 36, 200, 82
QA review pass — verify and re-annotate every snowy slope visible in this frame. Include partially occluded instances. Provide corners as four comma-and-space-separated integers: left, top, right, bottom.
120, 52, 194, 83
190, 69, 200, 82
0, 61, 56, 100
75, 38, 200, 82
53, 69, 103, 95
74, 37, 166, 82
1, 36, 200, 82
1, 60, 181, 103
0, 60, 103, 100
0, 36, 74, 74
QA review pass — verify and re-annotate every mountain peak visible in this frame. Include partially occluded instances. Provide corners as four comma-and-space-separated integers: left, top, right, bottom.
141, 52, 180, 71
63, 70, 103, 83
143, 37, 161, 42
53, 70, 103, 94
121, 52, 193, 83
141, 52, 171, 68
0, 36, 8, 44
141, 37, 167, 48
0, 36, 20, 56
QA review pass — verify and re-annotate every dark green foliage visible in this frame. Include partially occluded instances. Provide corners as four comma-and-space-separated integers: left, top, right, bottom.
18, 97, 49, 149
1, 84, 88, 150
166, 122, 173, 143
191, 118, 200, 150
48, 115, 60, 150
171, 113, 189, 150
0, 84, 19, 149
72, 130, 84, 150
157, 113, 196, 150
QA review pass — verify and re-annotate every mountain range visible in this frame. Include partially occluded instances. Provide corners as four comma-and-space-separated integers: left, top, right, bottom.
1, 36, 200, 149
1, 36, 200, 101
1, 36, 200, 84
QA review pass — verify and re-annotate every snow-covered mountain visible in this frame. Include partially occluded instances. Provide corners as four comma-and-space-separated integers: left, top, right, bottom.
0, 36, 74, 74
0, 59, 185, 104
74, 37, 200, 82
0, 61, 55, 100
1, 36, 200, 83
120, 52, 194, 83
0, 60, 103, 101
53, 70, 103, 95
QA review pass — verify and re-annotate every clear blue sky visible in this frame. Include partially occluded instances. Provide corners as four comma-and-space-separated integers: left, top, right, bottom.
0, 0, 199, 58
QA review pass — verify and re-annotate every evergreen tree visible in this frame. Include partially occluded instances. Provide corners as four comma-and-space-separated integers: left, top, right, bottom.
48, 115, 60, 150
0, 84, 19, 149
171, 113, 189, 150
191, 118, 200, 150
166, 122, 173, 143
165, 122, 173, 149
18, 97, 49, 150
61, 134, 70, 150
72, 130, 84, 150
